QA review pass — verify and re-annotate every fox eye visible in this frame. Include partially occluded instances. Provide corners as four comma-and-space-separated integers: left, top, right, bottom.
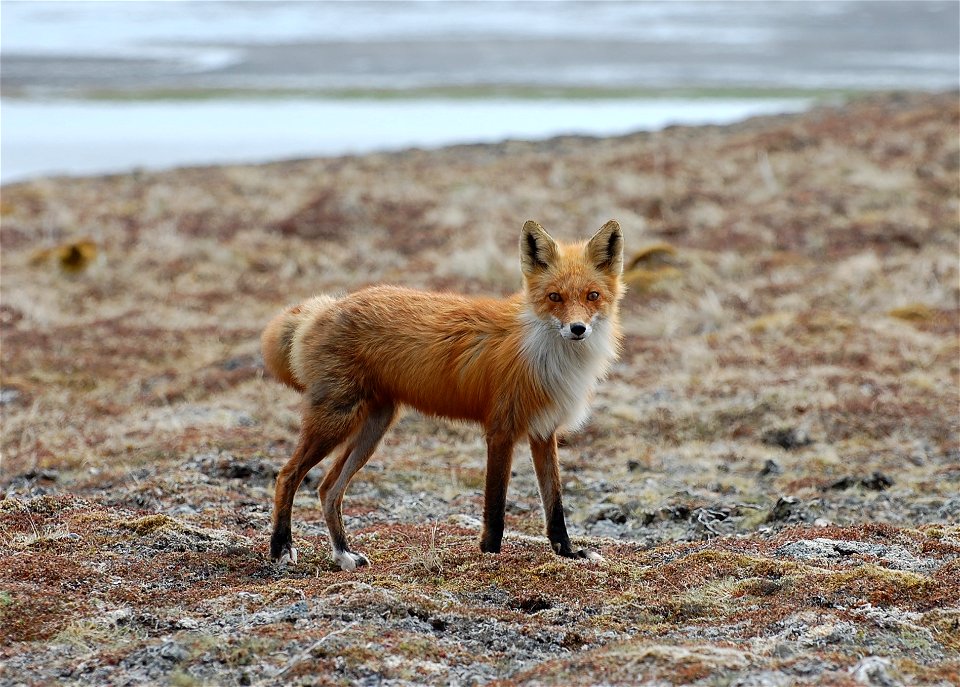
587, 291, 600, 301
548, 292, 562, 302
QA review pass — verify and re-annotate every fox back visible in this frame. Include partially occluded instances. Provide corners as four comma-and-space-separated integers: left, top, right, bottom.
262, 220, 623, 438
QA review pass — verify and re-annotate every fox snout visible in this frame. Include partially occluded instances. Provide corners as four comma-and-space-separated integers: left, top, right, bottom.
561, 321, 592, 341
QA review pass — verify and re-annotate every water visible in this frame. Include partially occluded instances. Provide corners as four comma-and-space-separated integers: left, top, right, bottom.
1, 97, 813, 181
1, 1, 956, 182
3, 1, 957, 93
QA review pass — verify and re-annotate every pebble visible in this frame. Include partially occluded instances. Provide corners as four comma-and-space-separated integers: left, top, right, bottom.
851, 656, 901, 687
758, 459, 782, 477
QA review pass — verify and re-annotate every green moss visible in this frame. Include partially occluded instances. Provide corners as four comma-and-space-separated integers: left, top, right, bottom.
168, 670, 201, 687
921, 609, 960, 651
222, 639, 277, 667
734, 576, 788, 598
806, 565, 934, 608
53, 616, 142, 652
0, 494, 72, 515
454, 469, 485, 490
120, 514, 178, 535
1, 593, 81, 642
651, 550, 797, 588
680, 578, 742, 616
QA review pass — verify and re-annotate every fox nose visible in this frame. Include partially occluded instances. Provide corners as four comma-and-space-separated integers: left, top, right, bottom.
570, 323, 587, 337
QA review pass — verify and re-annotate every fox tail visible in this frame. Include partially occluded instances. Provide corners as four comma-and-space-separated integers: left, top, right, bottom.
260, 294, 338, 392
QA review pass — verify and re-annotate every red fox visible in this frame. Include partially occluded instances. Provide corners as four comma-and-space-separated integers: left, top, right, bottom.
261, 220, 624, 570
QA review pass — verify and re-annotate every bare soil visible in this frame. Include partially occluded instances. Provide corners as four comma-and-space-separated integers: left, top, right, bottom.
2, 91, 958, 686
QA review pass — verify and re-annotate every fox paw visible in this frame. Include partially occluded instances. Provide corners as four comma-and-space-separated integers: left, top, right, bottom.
275, 545, 298, 566
558, 547, 604, 562
332, 549, 369, 572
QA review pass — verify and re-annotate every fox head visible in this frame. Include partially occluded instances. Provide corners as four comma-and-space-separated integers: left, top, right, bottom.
520, 219, 624, 341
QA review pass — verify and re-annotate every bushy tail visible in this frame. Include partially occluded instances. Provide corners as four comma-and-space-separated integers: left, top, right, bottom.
261, 295, 337, 392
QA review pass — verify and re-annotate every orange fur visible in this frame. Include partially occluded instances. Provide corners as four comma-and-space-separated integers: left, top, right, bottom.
263, 220, 625, 569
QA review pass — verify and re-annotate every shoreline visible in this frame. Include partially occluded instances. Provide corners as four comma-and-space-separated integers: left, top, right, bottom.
1, 95, 817, 184
1, 84, 860, 102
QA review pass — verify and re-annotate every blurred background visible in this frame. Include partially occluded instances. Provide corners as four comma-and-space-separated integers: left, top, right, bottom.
2, 0, 958, 183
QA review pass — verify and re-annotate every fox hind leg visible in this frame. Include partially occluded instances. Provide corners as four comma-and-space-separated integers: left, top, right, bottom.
271, 430, 342, 565
318, 401, 396, 571
270, 390, 365, 565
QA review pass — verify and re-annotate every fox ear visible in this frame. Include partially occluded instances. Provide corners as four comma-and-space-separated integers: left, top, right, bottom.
520, 220, 559, 277
586, 219, 623, 275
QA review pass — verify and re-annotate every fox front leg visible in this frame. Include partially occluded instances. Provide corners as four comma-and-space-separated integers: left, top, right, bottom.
529, 433, 603, 561
480, 430, 516, 554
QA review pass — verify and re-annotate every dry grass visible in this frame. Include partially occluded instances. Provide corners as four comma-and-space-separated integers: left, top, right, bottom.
1, 91, 958, 685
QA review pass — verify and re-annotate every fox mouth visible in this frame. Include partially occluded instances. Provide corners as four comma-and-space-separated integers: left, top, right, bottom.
552, 317, 594, 342
560, 330, 590, 341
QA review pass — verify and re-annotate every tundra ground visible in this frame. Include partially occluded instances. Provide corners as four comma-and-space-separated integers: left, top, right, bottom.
2, 92, 958, 686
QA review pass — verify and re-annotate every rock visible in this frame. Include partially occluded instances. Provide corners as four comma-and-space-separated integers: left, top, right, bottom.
772, 642, 795, 659
0, 388, 22, 406
761, 428, 813, 450
194, 451, 278, 482
176, 617, 199, 630
249, 600, 311, 626
641, 504, 692, 525
590, 519, 626, 538
448, 514, 482, 529
829, 476, 858, 490
775, 538, 930, 572
158, 641, 188, 663
219, 355, 258, 372
585, 503, 628, 525
829, 472, 894, 491
766, 496, 811, 523
759, 459, 782, 477
851, 656, 902, 687
798, 620, 857, 647
22, 469, 59, 482
733, 671, 794, 686
102, 608, 134, 626
936, 495, 960, 520
861, 472, 894, 491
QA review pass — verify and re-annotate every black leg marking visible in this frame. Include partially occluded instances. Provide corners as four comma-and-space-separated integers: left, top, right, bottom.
546, 497, 574, 556
480, 432, 515, 554
270, 521, 293, 561
530, 433, 604, 562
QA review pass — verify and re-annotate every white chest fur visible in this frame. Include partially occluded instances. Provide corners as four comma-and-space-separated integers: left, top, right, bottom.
519, 309, 618, 439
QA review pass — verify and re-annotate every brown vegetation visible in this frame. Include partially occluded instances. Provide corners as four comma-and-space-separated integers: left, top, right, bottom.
2, 91, 958, 685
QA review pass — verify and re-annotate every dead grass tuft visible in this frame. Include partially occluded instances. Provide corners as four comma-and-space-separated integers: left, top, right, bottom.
120, 513, 178, 535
